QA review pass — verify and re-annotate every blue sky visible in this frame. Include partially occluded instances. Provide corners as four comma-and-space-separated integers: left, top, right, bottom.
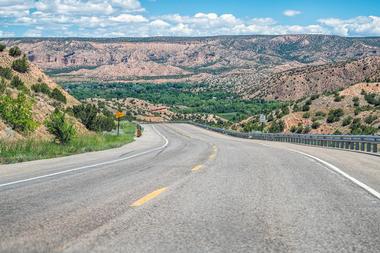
0, 0, 379, 37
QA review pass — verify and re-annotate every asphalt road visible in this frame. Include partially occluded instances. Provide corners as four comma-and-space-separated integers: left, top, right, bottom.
0, 123, 379, 252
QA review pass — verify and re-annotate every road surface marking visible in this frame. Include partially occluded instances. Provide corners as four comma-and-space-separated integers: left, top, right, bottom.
130, 187, 167, 207
0, 125, 169, 189
289, 149, 380, 200
208, 145, 218, 160
192, 165, 203, 172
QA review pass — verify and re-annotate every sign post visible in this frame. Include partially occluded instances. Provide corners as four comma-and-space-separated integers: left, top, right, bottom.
115, 111, 125, 136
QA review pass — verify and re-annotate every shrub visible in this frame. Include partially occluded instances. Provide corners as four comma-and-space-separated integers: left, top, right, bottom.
0, 93, 37, 132
0, 78, 6, 93
327, 109, 344, 123
71, 104, 116, 132
315, 111, 326, 117
10, 76, 28, 92
364, 115, 377, 124
364, 93, 380, 106
0, 44, 6, 52
8, 46, 21, 57
45, 109, 76, 144
342, 116, 353, 127
311, 121, 321, 129
352, 96, 360, 107
0, 66, 12, 80
11, 55, 29, 73
268, 120, 284, 133
333, 130, 342, 135
72, 104, 98, 130
302, 104, 310, 112
310, 94, 319, 100
32, 82, 51, 95
302, 112, 310, 119
290, 125, 297, 133
334, 95, 342, 102
303, 126, 311, 134
50, 88, 67, 103
92, 114, 116, 132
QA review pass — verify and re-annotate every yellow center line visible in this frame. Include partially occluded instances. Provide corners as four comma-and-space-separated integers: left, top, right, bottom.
208, 145, 218, 160
192, 164, 203, 171
130, 187, 167, 207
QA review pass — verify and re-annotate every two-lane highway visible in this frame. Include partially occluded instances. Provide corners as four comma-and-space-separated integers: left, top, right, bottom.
0, 123, 379, 252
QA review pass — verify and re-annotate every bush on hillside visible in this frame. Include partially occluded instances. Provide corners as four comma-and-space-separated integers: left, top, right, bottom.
0, 44, 6, 52
364, 93, 380, 106
364, 114, 377, 124
0, 78, 6, 93
342, 116, 353, 127
8, 46, 21, 57
92, 114, 116, 132
11, 55, 29, 73
352, 96, 360, 107
71, 104, 115, 132
268, 120, 284, 133
315, 111, 326, 117
45, 109, 76, 144
50, 88, 67, 103
0, 66, 13, 80
32, 82, 51, 95
326, 109, 344, 123
0, 93, 37, 133
311, 121, 321, 129
302, 112, 310, 118
10, 76, 28, 92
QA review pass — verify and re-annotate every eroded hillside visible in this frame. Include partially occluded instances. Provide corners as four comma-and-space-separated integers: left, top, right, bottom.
2, 35, 380, 99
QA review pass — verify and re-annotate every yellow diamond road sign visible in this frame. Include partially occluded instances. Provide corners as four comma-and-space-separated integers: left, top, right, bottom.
115, 111, 125, 119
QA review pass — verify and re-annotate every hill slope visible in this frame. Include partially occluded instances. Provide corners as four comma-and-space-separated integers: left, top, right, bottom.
0, 49, 87, 141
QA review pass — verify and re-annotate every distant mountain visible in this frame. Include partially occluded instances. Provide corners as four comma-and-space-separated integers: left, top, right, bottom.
1, 35, 380, 101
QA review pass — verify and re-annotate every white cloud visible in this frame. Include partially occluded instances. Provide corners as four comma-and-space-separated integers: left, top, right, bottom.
0, 1, 379, 37
110, 14, 148, 23
24, 29, 42, 37
319, 16, 380, 36
283, 10, 302, 17
150, 19, 170, 28
0, 30, 16, 37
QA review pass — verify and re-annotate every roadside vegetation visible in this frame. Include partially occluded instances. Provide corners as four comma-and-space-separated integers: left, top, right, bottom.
0, 121, 136, 164
0, 46, 137, 164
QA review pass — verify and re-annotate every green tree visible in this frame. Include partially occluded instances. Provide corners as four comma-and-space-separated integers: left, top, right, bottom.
32, 82, 51, 95
0, 66, 12, 80
0, 78, 6, 93
45, 109, 76, 144
0, 44, 6, 52
327, 109, 344, 123
12, 54, 29, 73
50, 88, 67, 103
0, 93, 37, 133
72, 104, 98, 130
9, 46, 22, 57
10, 75, 28, 92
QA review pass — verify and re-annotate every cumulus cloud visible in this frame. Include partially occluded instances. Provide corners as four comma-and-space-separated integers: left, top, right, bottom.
0, 1, 379, 37
319, 16, 380, 36
283, 10, 302, 17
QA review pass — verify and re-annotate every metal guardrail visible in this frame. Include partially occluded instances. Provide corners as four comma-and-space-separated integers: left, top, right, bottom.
184, 122, 380, 155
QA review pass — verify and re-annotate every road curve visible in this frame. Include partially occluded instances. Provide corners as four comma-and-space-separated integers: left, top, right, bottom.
0, 123, 379, 252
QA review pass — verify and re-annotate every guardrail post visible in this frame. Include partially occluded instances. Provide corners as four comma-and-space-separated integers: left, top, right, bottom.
366, 143, 371, 152
350, 142, 354, 150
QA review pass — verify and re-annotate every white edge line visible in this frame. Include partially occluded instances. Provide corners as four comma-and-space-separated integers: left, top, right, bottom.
288, 149, 380, 200
0, 125, 169, 189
